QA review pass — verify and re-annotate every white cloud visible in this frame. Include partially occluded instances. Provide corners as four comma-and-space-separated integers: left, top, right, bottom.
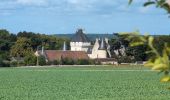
16, 0, 48, 6
0, 0, 165, 16
138, 6, 151, 13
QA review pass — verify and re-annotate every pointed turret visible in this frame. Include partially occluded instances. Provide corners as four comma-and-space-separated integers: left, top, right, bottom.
41, 46, 44, 55
99, 38, 106, 50
63, 41, 67, 51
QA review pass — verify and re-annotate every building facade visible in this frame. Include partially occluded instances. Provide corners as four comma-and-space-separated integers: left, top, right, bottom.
70, 29, 111, 59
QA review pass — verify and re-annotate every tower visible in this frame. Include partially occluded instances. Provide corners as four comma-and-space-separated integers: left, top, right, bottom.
97, 38, 107, 58
70, 29, 91, 52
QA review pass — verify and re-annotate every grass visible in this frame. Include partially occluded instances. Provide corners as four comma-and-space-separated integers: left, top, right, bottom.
0, 65, 170, 100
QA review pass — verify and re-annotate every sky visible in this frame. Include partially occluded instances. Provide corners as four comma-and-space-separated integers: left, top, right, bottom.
0, 0, 170, 35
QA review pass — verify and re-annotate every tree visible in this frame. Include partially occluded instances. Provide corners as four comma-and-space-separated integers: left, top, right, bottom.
129, 0, 170, 14
10, 37, 33, 57
128, 0, 170, 88
24, 54, 36, 66
0, 30, 16, 64
125, 32, 170, 88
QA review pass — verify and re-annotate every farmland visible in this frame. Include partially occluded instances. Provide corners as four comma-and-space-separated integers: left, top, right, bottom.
0, 66, 170, 100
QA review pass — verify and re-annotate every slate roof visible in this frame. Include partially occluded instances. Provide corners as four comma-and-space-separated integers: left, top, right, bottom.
71, 29, 90, 42
44, 50, 89, 61
98, 39, 107, 50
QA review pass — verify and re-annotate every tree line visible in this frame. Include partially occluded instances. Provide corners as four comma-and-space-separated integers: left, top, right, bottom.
110, 33, 170, 64
0, 29, 170, 67
0, 29, 70, 67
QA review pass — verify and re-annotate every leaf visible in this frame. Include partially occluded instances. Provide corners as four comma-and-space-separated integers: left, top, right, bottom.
128, 0, 133, 5
144, 59, 154, 67
148, 36, 154, 47
162, 3, 170, 13
152, 64, 167, 70
143, 1, 156, 7
160, 76, 170, 82
130, 42, 144, 47
144, 62, 154, 67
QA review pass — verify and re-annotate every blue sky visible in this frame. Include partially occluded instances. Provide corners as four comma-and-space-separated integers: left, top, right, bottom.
0, 0, 170, 35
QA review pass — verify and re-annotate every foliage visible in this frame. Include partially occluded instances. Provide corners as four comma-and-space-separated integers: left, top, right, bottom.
24, 54, 37, 66
17, 31, 70, 50
110, 33, 148, 62
10, 61, 18, 67
129, 0, 170, 14
10, 37, 33, 57
38, 56, 46, 66
117, 56, 135, 64
0, 29, 17, 63
61, 58, 75, 65
125, 32, 170, 84
76, 59, 95, 65
0, 58, 5, 67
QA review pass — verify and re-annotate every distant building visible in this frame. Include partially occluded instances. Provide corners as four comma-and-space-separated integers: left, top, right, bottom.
70, 29, 111, 59
70, 29, 91, 52
35, 29, 115, 64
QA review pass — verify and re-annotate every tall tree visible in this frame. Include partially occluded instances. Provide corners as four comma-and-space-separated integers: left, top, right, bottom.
10, 37, 33, 57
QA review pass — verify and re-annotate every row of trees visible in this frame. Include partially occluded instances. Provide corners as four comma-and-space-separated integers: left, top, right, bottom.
0, 29, 170, 66
0, 29, 70, 67
110, 33, 170, 63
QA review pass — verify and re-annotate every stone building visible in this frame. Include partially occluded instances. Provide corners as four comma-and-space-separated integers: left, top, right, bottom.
35, 29, 115, 64
70, 29, 111, 59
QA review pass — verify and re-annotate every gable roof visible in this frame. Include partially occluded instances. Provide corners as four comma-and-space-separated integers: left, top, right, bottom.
44, 50, 89, 61
71, 29, 90, 42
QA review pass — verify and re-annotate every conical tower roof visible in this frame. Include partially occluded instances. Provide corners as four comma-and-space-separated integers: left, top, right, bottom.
63, 41, 67, 51
98, 38, 107, 50
71, 29, 90, 42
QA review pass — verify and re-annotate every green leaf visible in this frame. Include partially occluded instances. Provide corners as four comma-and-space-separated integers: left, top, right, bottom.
152, 64, 167, 70
130, 42, 144, 47
143, 1, 155, 7
128, 0, 133, 5
148, 36, 154, 47
160, 76, 170, 82
161, 3, 170, 13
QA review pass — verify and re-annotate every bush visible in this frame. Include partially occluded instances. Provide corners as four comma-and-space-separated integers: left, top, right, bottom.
61, 58, 74, 65
39, 56, 46, 66
0, 58, 10, 67
118, 56, 135, 64
10, 61, 18, 67
24, 54, 36, 66
76, 59, 95, 65
53, 60, 60, 65
0, 58, 5, 67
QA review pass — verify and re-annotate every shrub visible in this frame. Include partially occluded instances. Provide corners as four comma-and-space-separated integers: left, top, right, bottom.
39, 56, 46, 66
53, 60, 60, 65
76, 59, 95, 65
10, 61, 18, 67
61, 58, 74, 65
118, 56, 135, 64
0, 58, 5, 67
24, 54, 36, 66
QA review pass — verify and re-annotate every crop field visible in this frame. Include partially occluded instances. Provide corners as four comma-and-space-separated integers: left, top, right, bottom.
0, 65, 170, 100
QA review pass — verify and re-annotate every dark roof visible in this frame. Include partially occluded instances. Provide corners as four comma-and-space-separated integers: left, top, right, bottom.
71, 29, 90, 42
44, 50, 89, 61
87, 47, 93, 54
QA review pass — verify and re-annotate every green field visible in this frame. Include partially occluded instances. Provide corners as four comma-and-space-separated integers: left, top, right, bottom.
0, 66, 170, 100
